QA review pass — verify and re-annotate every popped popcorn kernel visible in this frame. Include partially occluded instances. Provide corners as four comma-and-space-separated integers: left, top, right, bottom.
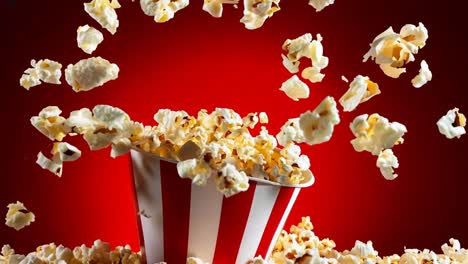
84, 0, 121, 34
280, 75, 310, 101
31, 106, 70, 141
215, 163, 249, 197
77, 25, 104, 54
437, 108, 466, 139
259, 112, 269, 124
203, 0, 239, 18
36, 142, 81, 177
140, 0, 189, 23
411, 60, 432, 88
5, 202, 35, 231
240, 0, 280, 30
376, 149, 399, 180
20, 59, 62, 90
339, 75, 380, 112
187, 257, 209, 264
65, 57, 119, 92
308, 0, 335, 12
177, 158, 213, 186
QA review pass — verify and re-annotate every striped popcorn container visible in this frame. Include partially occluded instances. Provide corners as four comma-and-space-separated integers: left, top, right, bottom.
130, 149, 313, 264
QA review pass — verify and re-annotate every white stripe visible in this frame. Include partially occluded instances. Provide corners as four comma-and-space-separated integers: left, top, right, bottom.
187, 178, 224, 263
130, 150, 165, 263
265, 188, 300, 260
235, 184, 281, 264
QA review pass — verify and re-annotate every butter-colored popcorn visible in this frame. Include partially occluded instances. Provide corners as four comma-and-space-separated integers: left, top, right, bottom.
441, 238, 468, 263
187, 257, 209, 264
215, 163, 249, 197
437, 108, 466, 139
84, 0, 121, 34
140, 0, 189, 23
301, 66, 325, 83
280, 75, 310, 101
308, 0, 335, 12
240, 0, 280, 30
376, 149, 399, 180
350, 241, 378, 258
65, 57, 119, 92
259, 112, 269, 124
203, 0, 239, 18
339, 75, 380, 112
299, 96, 340, 146
20, 59, 62, 90
243, 112, 259, 129
177, 158, 213, 186
411, 60, 432, 88
363, 23, 428, 78
350, 114, 407, 155
5, 202, 35, 231
31, 106, 70, 141
77, 25, 104, 54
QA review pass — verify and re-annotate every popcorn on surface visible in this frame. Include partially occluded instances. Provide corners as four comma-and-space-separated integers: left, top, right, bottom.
308, 0, 335, 12
203, 0, 239, 18
20, 59, 62, 90
77, 25, 104, 54
65, 57, 119, 92
84, 0, 121, 34
437, 108, 466, 139
376, 149, 399, 180
280, 75, 310, 101
240, 0, 280, 30
140, 0, 189, 23
411, 60, 432, 88
339, 75, 380, 112
4, 202, 35, 231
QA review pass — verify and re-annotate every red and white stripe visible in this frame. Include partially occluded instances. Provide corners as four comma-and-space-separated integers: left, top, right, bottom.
130, 150, 302, 264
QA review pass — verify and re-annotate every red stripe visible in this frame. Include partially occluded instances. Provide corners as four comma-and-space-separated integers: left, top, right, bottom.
255, 187, 297, 258
160, 160, 192, 264
212, 183, 257, 264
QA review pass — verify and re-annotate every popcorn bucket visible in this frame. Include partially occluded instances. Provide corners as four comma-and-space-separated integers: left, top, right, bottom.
129, 149, 313, 264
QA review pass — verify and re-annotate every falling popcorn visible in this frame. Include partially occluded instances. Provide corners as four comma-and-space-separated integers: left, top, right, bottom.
339, 75, 380, 112
240, 0, 280, 30
363, 22, 428, 78
77, 25, 104, 54
5, 202, 35, 231
30, 106, 71, 141
411, 60, 432, 88
140, 0, 189, 23
36, 142, 82, 177
376, 149, 399, 180
203, 0, 239, 18
19, 59, 62, 90
259, 112, 269, 124
279, 75, 310, 101
437, 108, 466, 139
65, 57, 119, 92
84, 0, 121, 34
308, 0, 335, 12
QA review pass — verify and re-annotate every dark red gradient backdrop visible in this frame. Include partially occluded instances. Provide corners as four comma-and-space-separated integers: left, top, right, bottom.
2, 0, 467, 258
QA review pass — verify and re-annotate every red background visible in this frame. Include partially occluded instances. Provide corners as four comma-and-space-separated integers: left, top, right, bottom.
2, 0, 468, 258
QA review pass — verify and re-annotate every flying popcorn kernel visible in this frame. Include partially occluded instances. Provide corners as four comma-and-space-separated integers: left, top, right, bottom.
215, 163, 249, 197
177, 158, 214, 186
350, 113, 407, 155
341, 75, 349, 83
30, 106, 71, 141
411, 60, 432, 88
77, 25, 104, 54
280, 75, 310, 101
299, 96, 340, 145
84, 0, 121, 34
20, 59, 62, 90
437, 108, 466, 139
203, 0, 239, 18
276, 118, 305, 146
259, 112, 269, 124
308, 0, 335, 12
363, 23, 428, 78
36, 142, 81, 177
339, 75, 380, 112
376, 149, 399, 180
140, 0, 189, 23
65, 57, 119, 92
240, 0, 280, 30
37, 152, 63, 176
5, 202, 35, 231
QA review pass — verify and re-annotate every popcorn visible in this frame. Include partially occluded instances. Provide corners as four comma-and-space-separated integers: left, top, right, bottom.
376, 149, 399, 180
84, 0, 121, 34
187, 257, 209, 264
276, 118, 305, 147
77, 25, 104, 54
280, 75, 310, 101
299, 96, 340, 145
5, 201, 35, 231
36, 142, 81, 177
30, 106, 70, 141
411, 60, 432, 88
282, 33, 329, 83
259, 112, 269, 124
339, 75, 380, 112
341, 75, 349, 83
350, 241, 378, 258
65, 57, 119, 92
350, 114, 407, 155
437, 108, 466, 139
177, 158, 213, 186
240, 0, 280, 30
363, 23, 428, 78
140, 0, 189, 23
203, 0, 239, 18
20, 59, 62, 90
37, 151, 63, 177
308, 0, 335, 12
215, 163, 249, 197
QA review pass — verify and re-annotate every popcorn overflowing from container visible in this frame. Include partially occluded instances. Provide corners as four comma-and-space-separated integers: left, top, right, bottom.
7, 0, 467, 263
